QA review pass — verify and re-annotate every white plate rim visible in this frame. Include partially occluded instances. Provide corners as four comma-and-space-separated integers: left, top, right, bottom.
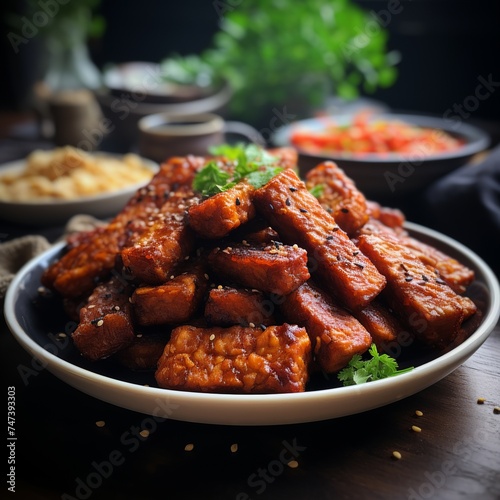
4, 222, 500, 425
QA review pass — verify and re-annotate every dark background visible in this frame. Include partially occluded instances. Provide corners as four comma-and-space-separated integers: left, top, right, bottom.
1, 0, 500, 129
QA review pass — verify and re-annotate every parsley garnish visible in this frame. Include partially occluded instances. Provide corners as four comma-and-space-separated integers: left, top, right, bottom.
337, 344, 414, 386
193, 144, 283, 197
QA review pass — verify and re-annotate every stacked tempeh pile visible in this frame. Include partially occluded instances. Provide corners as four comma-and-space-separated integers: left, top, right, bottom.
41, 148, 477, 394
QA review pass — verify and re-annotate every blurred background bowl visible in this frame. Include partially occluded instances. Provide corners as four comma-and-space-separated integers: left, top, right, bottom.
95, 61, 233, 153
272, 113, 490, 200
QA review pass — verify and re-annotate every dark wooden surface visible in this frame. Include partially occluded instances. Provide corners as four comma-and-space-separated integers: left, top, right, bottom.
1, 311, 499, 500
1, 117, 500, 500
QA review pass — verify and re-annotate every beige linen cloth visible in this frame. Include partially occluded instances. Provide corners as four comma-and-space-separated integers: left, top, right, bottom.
0, 215, 105, 303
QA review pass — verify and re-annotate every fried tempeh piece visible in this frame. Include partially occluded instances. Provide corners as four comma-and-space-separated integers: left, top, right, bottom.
366, 200, 406, 230
353, 300, 405, 351
188, 182, 256, 239
357, 232, 477, 348
207, 242, 310, 296
121, 187, 198, 285
114, 334, 168, 371
42, 155, 205, 298
281, 282, 372, 373
355, 215, 475, 295
72, 277, 135, 361
398, 235, 475, 295
204, 286, 276, 327
131, 268, 208, 326
305, 161, 369, 235
155, 323, 311, 393
253, 169, 386, 310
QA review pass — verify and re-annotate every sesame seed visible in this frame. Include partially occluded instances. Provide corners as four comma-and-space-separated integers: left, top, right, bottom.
87, 304, 96, 309
340, 208, 349, 213
235, 197, 241, 206
477, 397, 486, 404
285, 198, 291, 206
249, 322, 256, 328
114, 305, 120, 311
332, 226, 339, 232
415, 410, 423, 417
392, 451, 402, 460
292, 244, 299, 249
494, 407, 500, 414
140, 430, 150, 438
411, 425, 422, 433
136, 334, 143, 338
95, 420, 106, 428
97, 319, 104, 327
209, 334, 215, 341
405, 277, 413, 282
217, 285, 223, 290
287, 460, 299, 468
184, 443, 194, 452
299, 208, 307, 213
230, 443, 238, 453
326, 235, 333, 241
170, 275, 175, 280
57, 333, 67, 339
289, 187, 297, 192
354, 262, 365, 269
128, 297, 133, 303
269, 203, 275, 211
204, 273, 209, 280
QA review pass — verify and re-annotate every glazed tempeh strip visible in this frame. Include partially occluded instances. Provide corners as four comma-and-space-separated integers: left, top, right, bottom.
188, 182, 256, 239
207, 241, 310, 296
155, 324, 311, 393
305, 161, 369, 236
72, 277, 135, 361
131, 271, 208, 326
253, 169, 386, 311
357, 232, 477, 348
204, 286, 276, 327
121, 188, 198, 285
280, 282, 372, 373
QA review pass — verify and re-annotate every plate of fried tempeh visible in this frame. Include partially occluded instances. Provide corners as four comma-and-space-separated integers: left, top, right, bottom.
5, 146, 500, 425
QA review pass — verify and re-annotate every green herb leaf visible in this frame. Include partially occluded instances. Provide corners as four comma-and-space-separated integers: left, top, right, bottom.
337, 344, 414, 386
308, 184, 325, 198
193, 144, 282, 196
192, 161, 232, 197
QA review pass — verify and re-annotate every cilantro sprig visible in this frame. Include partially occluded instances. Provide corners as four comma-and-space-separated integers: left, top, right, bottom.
192, 144, 283, 197
337, 344, 414, 386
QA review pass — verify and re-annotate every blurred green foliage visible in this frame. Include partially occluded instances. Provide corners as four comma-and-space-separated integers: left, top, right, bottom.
162, 0, 398, 124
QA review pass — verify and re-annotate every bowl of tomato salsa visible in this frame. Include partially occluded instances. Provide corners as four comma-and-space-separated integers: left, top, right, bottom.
272, 113, 490, 199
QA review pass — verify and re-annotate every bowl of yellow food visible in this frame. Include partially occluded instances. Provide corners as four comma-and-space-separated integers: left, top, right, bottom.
0, 147, 159, 226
